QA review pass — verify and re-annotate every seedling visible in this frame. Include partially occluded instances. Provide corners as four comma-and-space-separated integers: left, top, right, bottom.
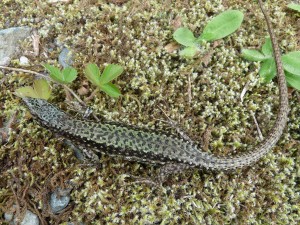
14, 61, 124, 101
242, 37, 300, 90
44, 64, 77, 84
84, 63, 123, 98
15, 79, 51, 100
287, 3, 300, 13
173, 10, 244, 58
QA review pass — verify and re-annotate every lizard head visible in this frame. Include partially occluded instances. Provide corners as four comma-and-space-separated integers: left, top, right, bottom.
22, 97, 67, 124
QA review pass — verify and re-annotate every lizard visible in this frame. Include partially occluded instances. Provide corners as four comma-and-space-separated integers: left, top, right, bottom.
22, 0, 289, 177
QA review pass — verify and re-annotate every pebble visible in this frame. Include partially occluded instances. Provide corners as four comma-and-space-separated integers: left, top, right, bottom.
19, 56, 30, 66
0, 27, 32, 64
58, 47, 74, 68
50, 188, 71, 213
4, 209, 39, 225
0, 56, 11, 66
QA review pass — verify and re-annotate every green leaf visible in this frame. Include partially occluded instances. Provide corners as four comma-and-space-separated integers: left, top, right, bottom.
43, 64, 60, 76
259, 58, 276, 82
286, 71, 300, 90
199, 10, 244, 41
33, 79, 51, 99
173, 27, 197, 47
62, 67, 77, 83
100, 82, 121, 98
99, 64, 123, 84
84, 63, 101, 86
262, 37, 273, 57
44, 64, 77, 84
287, 3, 300, 12
282, 51, 300, 76
44, 64, 64, 83
179, 46, 198, 58
15, 86, 37, 98
241, 49, 268, 61
15, 79, 51, 100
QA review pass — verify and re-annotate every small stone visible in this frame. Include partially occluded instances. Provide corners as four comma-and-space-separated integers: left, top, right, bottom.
19, 56, 29, 66
0, 27, 32, 62
58, 47, 74, 68
4, 210, 39, 225
0, 56, 11, 66
50, 188, 71, 213
20, 210, 39, 225
4, 212, 13, 222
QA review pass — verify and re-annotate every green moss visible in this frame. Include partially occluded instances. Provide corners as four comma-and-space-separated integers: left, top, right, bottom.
0, 0, 299, 224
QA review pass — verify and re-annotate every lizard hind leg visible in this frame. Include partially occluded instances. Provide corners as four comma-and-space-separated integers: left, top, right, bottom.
127, 163, 191, 187
158, 163, 191, 183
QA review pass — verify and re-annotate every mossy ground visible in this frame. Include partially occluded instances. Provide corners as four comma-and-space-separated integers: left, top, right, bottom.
0, 0, 299, 224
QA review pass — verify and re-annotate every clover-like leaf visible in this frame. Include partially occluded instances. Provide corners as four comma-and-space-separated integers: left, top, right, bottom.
199, 10, 244, 41
100, 82, 121, 98
282, 51, 300, 76
33, 79, 51, 99
61, 67, 77, 83
173, 27, 197, 47
44, 64, 77, 84
44, 64, 63, 83
179, 46, 198, 58
15, 79, 51, 99
15, 86, 37, 98
259, 58, 276, 82
84, 63, 101, 86
262, 37, 273, 57
286, 71, 300, 90
287, 3, 300, 12
241, 49, 268, 61
99, 64, 123, 84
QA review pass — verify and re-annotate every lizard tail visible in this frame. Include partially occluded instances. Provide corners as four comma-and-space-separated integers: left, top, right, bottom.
193, 0, 289, 170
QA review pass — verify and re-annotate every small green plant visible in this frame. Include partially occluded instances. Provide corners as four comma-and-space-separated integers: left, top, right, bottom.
173, 10, 244, 58
16, 79, 51, 100
84, 63, 123, 98
287, 3, 300, 13
242, 37, 300, 90
44, 64, 78, 84
15, 62, 124, 100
